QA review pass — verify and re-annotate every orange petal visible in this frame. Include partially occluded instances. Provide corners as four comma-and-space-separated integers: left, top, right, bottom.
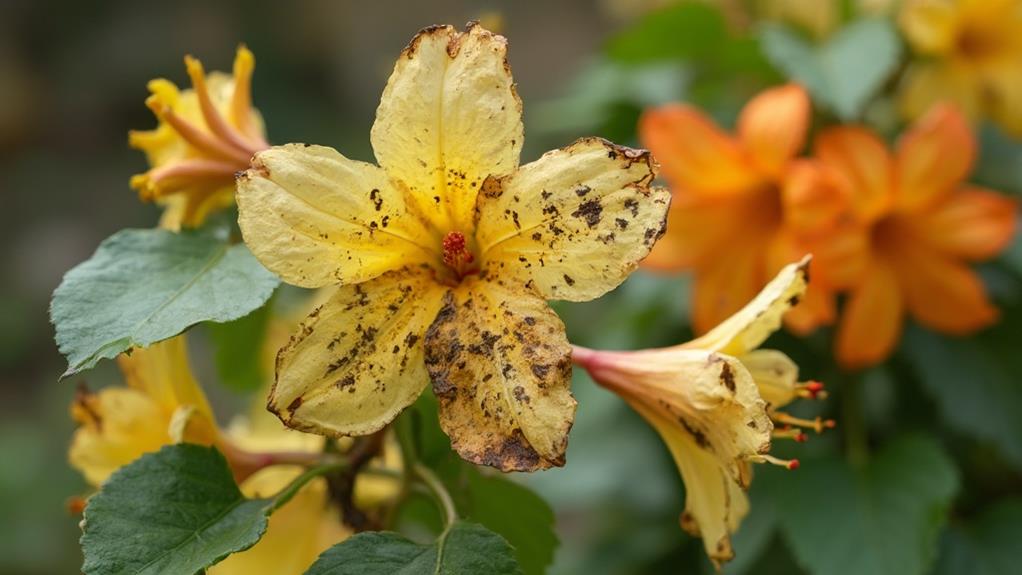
739, 84, 810, 179
836, 260, 903, 369
805, 223, 871, 290
640, 104, 761, 197
895, 103, 976, 212
690, 239, 767, 334
894, 246, 999, 334
764, 231, 835, 333
642, 194, 751, 273
781, 159, 849, 235
815, 126, 893, 222
916, 186, 1019, 260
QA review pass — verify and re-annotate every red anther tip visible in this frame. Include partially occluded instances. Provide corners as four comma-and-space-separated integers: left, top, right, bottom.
824, 419, 837, 429
788, 459, 800, 470
795, 432, 808, 443
806, 381, 825, 392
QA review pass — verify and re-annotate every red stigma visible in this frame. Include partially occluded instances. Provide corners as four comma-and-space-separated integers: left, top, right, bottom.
442, 231, 476, 279
788, 459, 800, 470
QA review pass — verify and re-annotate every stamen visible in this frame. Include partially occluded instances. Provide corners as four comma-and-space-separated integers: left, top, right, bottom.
147, 96, 250, 164
442, 231, 476, 279
772, 426, 808, 442
748, 454, 799, 470
796, 380, 828, 400
184, 55, 262, 157
771, 411, 836, 434
230, 45, 267, 146
140, 158, 242, 198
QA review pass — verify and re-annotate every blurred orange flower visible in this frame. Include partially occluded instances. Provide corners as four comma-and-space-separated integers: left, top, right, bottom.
899, 0, 1022, 135
815, 104, 1018, 368
639, 84, 847, 335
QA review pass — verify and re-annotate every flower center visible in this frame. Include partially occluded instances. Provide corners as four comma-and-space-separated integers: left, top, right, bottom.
956, 24, 1006, 62
440, 231, 479, 282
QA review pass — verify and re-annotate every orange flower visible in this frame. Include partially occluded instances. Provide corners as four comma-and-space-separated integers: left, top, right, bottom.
639, 84, 848, 335
815, 104, 1019, 368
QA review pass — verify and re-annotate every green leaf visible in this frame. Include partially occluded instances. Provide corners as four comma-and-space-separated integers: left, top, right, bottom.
464, 471, 557, 575
80, 444, 316, 575
206, 296, 273, 392
933, 498, 1022, 575
304, 521, 522, 575
769, 435, 959, 575
760, 18, 901, 119
902, 324, 1022, 470
51, 228, 279, 376
606, 3, 728, 63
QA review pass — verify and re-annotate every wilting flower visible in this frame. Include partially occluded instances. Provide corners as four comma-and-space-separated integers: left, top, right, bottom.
639, 84, 847, 335
129, 46, 268, 230
67, 335, 385, 574
572, 258, 830, 566
814, 104, 1018, 368
236, 23, 670, 472
899, 0, 1022, 135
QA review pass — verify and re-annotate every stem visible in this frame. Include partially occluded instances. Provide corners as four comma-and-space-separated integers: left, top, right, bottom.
270, 461, 348, 511
413, 462, 457, 530
841, 371, 869, 468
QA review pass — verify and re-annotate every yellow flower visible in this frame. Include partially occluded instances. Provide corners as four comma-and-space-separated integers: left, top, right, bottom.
129, 45, 268, 230
69, 336, 218, 485
236, 23, 670, 472
899, 0, 1022, 135
67, 334, 372, 575
572, 258, 830, 566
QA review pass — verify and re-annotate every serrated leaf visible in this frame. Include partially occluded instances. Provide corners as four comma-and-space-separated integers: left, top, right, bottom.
465, 471, 557, 575
52, 228, 279, 376
206, 297, 273, 392
760, 19, 900, 119
933, 498, 1022, 575
80, 444, 305, 575
768, 435, 959, 575
304, 521, 522, 575
902, 324, 1022, 470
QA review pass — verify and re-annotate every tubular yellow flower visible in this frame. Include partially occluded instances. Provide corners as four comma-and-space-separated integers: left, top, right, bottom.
129, 45, 269, 230
899, 0, 1022, 135
236, 23, 670, 472
572, 258, 830, 566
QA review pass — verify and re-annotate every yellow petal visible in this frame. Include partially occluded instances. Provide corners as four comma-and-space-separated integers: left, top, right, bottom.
68, 388, 173, 486
116, 336, 217, 443
683, 257, 810, 357
424, 277, 576, 472
899, 0, 959, 54
268, 268, 447, 437
237, 144, 437, 288
210, 475, 348, 575
370, 23, 523, 233
739, 349, 800, 409
629, 400, 748, 567
899, 63, 982, 124
475, 137, 670, 302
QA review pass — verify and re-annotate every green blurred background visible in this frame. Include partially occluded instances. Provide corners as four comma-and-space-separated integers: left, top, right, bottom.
4, 1, 1022, 574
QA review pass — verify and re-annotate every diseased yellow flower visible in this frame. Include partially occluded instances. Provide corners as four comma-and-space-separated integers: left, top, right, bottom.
236, 23, 670, 472
899, 0, 1022, 135
572, 258, 831, 566
129, 45, 268, 230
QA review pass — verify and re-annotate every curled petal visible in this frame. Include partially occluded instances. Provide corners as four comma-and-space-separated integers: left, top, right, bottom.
424, 277, 576, 472
475, 137, 670, 302
916, 186, 1019, 260
739, 84, 810, 178
268, 268, 447, 437
370, 23, 524, 233
895, 103, 976, 211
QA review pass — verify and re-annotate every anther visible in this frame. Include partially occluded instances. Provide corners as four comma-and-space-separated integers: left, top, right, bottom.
772, 426, 808, 442
796, 380, 828, 400
442, 231, 476, 279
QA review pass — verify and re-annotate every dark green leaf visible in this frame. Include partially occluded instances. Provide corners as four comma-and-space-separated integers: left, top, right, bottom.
933, 498, 1022, 575
206, 296, 273, 392
902, 324, 1022, 470
80, 444, 308, 575
51, 228, 279, 376
304, 521, 522, 575
464, 471, 557, 575
769, 435, 959, 575
760, 19, 901, 119
606, 3, 727, 63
